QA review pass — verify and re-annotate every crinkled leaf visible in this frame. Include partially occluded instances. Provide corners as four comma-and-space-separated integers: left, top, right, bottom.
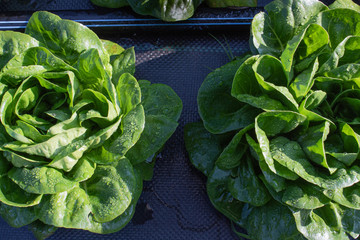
80, 195, 140, 234
37, 187, 92, 229
255, 111, 305, 180
245, 200, 302, 240
289, 59, 319, 103
140, 80, 182, 122
330, 0, 360, 12
85, 158, 136, 222
256, 111, 306, 137
110, 104, 145, 156
320, 36, 360, 74
292, 203, 348, 240
1, 89, 36, 144
282, 182, 330, 210
270, 136, 360, 190
228, 154, 271, 206
281, 24, 328, 81
313, 8, 360, 50
2, 47, 74, 86
79, 89, 118, 128
87, 201, 136, 234
37, 158, 138, 230
297, 121, 332, 172
48, 117, 121, 171
184, 122, 231, 176
207, 165, 250, 224
111, 48, 136, 85
3, 150, 47, 168
251, 0, 328, 56
299, 90, 330, 123
322, 64, 360, 82
25, 11, 109, 65
3, 46, 74, 73
87, 105, 145, 165
126, 115, 178, 165
88, 167, 142, 234
15, 120, 50, 143
8, 166, 77, 194
327, 123, 360, 166
324, 184, 360, 210
0, 175, 42, 207
47, 111, 79, 135
246, 134, 286, 192
232, 55, 286, 111
4, 127, 87, 159
28, 220, 57, 240
127, 0, 204, 22
65, 156, 96, 182
102, 39, 124, 56
252, 55, 298, 110
254, 54, 288, 87
74, 48, 111, 91
200, 57, 261, 134
216, 124, 253, 170
0, 31, 39, 69
336, 204, 360, 238
116, 73, 141, 115
0, 203, 37, 228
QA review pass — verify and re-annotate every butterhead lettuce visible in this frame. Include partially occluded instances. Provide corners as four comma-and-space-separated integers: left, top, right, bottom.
0, 11, 182, 239
90, 0, 257, 21
185, 0, 360, 239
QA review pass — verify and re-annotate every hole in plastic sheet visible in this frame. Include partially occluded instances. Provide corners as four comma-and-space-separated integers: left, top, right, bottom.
132, 201, 154, 225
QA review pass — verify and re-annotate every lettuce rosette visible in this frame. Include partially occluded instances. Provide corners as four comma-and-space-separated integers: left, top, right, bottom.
90, 0, 257, 22
185, 0, 360, 239
0, 11, 182, 239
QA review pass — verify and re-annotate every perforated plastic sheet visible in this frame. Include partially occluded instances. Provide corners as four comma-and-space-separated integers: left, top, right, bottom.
0, 0, 334, 12
0, 29, 250, 240
0, 0, 94, 12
